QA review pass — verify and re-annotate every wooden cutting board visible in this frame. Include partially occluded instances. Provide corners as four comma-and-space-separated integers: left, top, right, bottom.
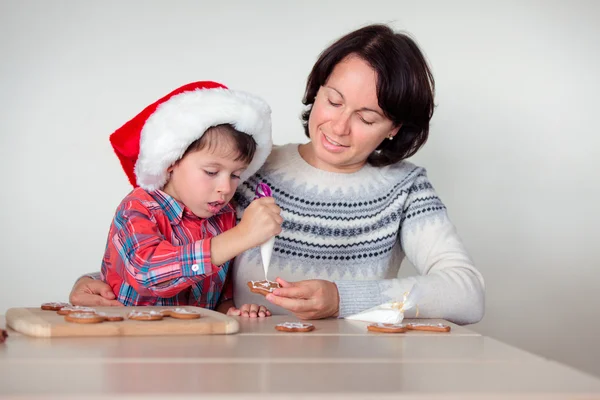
5, 306, 239, 337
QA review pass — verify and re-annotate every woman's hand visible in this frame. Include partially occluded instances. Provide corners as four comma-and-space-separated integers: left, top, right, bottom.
69, 277, 123, 307
226, 303, 272, 318
265, 278, 340, 320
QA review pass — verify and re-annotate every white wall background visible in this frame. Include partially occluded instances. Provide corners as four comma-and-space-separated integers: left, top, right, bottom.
1, 0, 599, 377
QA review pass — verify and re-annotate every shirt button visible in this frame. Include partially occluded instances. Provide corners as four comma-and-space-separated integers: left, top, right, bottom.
191, 264, 199, 272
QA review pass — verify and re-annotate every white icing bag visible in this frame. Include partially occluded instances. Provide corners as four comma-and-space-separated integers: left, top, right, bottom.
345, 283, 422, 324
260, 236, 275, 280
255, 182, 276, 280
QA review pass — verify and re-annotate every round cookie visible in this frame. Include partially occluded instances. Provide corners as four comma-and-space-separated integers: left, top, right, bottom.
275, 322, 315, 332
406, 323, 451, 332
367, 323, 408, 333
95, 312, 125, 322
57, 306, 97, 315
161, 308, 202, 320
247, 280, 281, 296
127, 311, 164, 321
64, 312, 106, 324
41, 302, 70, 311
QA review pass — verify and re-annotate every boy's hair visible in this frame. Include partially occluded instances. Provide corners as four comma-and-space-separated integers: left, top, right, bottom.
301, 24, 435, 167
180, 124, 257, 165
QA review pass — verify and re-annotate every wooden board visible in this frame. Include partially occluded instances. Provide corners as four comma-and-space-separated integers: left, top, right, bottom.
5, 306, 239, 337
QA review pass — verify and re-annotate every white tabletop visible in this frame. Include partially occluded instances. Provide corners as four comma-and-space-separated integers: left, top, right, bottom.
1, 315, 600, 399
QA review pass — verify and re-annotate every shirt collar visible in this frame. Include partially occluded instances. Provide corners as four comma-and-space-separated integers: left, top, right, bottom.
150, 190, 234, 225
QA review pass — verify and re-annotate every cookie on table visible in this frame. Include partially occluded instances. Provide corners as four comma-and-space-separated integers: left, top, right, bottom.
406, 323, 451, 332
64, 312, 106, 324
95, 312, 125, 322
247, 280, 281, 296
161, 308, 202, 320
127, 310, 164, 321
275, 322, 315, 332
40, 302, 70, 311
367, 323, 408, 333
57, 306, 97, 315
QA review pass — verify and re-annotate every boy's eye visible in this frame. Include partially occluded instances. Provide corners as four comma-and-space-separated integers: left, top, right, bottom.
204, 170, 218, 176
231, 174, 241, 180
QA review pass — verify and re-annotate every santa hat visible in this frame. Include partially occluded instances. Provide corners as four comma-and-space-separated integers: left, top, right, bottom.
110, 81, 272, 191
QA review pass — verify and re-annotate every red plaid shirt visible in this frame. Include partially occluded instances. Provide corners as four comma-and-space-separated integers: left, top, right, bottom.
100, 187, 235, 308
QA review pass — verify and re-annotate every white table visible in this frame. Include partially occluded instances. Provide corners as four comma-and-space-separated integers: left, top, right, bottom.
1, 315, 599, 399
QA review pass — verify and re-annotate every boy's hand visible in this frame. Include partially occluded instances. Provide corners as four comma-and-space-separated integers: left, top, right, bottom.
226, 304, 272, 318
210, 197, 282, 266
69, 277, 123, 307
237, 197, 282, 248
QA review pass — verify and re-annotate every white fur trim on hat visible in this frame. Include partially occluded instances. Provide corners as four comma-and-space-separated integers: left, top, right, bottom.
134, 88, 272, 191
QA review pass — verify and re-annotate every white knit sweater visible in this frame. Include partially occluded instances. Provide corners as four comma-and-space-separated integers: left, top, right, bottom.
233, 144, 485, 324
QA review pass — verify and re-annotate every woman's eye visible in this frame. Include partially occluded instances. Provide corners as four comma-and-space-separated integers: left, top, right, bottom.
359, 117, 374, 125
328, 99, 341, 107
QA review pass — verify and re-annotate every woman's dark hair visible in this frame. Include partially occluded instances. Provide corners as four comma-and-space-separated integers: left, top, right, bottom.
301, 24, 435, 166
181, 123, 257, 165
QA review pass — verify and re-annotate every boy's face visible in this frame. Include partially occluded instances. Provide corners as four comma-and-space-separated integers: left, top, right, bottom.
162, 143, 249, 218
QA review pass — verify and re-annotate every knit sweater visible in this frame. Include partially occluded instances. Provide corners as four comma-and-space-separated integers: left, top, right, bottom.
233, 144, 485, 325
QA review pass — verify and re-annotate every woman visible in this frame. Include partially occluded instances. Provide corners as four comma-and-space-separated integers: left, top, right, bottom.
70, 24, 484, 324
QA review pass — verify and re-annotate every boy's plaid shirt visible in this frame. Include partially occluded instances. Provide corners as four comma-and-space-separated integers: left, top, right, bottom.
100, 187, 235, 308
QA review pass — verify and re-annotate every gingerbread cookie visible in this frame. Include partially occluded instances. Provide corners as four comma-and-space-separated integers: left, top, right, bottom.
57, 306, 97, 315
95, 312, 125, 322
275, 322, 315, 332
247, 280, 280, 296
161, 308, 202, 320
406, 323, 451, 332
367, 323, 408, 333
127, 310, 164, 321
64, 312, 106, 324
41, 302, 70, 311
0, 329, 7, 343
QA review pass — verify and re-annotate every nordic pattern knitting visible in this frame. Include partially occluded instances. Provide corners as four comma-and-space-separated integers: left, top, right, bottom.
231, 144, 484, 324
234, 145, 446, 280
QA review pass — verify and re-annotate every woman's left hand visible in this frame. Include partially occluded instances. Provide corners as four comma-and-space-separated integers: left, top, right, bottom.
266, 278, 340, 320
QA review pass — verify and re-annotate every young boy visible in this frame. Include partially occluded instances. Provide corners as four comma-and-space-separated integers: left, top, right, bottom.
101, 81, 281, 316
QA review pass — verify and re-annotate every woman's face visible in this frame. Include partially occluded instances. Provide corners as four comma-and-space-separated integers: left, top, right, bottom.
303, 55, 399, 173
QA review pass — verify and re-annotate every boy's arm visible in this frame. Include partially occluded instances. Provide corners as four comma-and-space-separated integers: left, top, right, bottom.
109, 204, 239, 298
210, 196, 282, 265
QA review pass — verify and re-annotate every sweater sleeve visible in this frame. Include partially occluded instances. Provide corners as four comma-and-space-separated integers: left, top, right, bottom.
336, 172, 485, 325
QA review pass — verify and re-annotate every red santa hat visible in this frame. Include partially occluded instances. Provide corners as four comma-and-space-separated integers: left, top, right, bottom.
110, 81, 272, 191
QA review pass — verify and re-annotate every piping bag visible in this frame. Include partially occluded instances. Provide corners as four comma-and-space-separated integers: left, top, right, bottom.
345, 283, 422, 324
255, 182, 275, 280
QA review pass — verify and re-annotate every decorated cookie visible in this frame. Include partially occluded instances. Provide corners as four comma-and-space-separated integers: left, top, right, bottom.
275, 322, 315, 332
41, 302, 70, 311
367, 323, 408, 333
95, 312, 125, 322
247, 280, 281, 296
406, 323, 451, 332
64, 312, 106, 324
127, 310, 164, 321
161, 308, 202, 320
57, 306, 97, 315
